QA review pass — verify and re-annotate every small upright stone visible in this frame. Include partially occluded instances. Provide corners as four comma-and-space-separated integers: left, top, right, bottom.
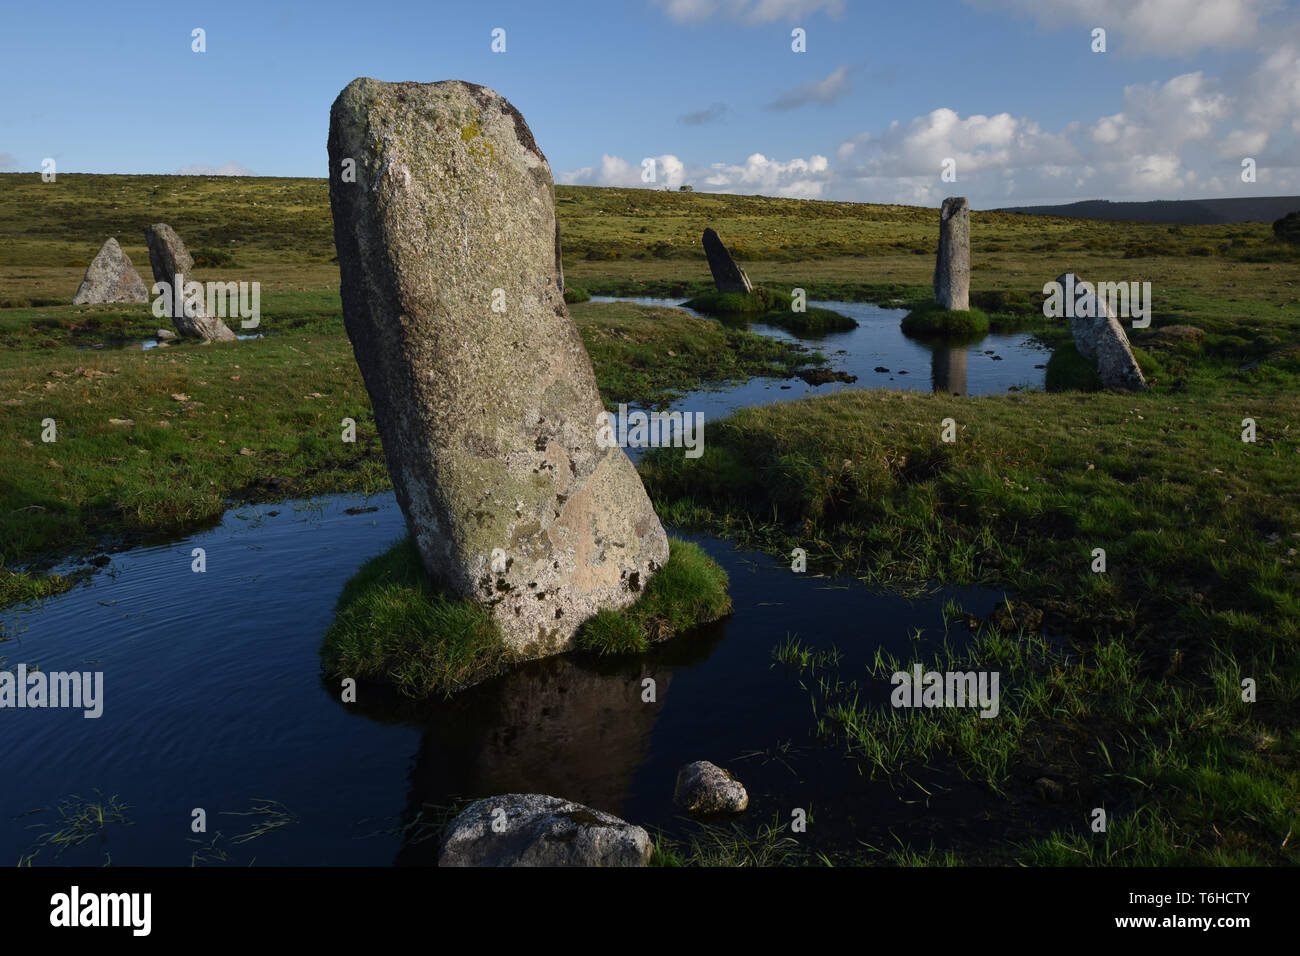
933, 197, 970, 311
1057, 272, 1147, 391
73, 238, 149, 305
327, 78, 670, 656
702, 227, 753, 294
142, 223, 236, 342
673, 760, 749, 815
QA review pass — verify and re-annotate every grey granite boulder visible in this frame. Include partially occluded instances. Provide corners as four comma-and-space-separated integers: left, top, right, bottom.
438, 794, 652, 867
73, 238, 149, 305
142, 223, 237, 341
933, 197, 970, 311
702, 227, 753, 294
327, 78, 670, 656
1057, 273, 1147, 391
673, 760, 749, 815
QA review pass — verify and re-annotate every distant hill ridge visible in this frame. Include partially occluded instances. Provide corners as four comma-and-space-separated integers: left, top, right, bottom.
997, 196, 1300, 225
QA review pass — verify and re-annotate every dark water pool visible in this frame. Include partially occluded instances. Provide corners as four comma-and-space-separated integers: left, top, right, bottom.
1, 492, 1023, 866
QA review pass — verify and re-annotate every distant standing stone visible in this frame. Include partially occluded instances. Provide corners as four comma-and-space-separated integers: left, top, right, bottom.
438, 794, 652, 867
674, 760, 749, 815
1057, 272, 1147, 391
328, 78, 669, 656
142, 223, 236, 342
933, 197, 970, 311
702, 227, 753, 294
72, 238, 149, 305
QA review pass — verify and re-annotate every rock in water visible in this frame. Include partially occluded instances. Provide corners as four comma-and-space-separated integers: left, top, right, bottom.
438, 794, 652, 867
932, 197, 970, 311
1057, 273, 1147, 391
142, 224, 237, 342
702, 227, 753, 294
327, 78, 670, 655
72, 238, 149, 305
673, 760, 749, 815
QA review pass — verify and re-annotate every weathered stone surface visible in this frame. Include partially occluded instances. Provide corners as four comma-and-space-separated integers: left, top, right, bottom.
142, 224, 237, 341
933, 197, 970, 311
702, 227, 753, 294
155, 328, 177, 341
1057, 273, 1147, 391
73, 238, 149, 305
673, 760, 748, 815
438, 794, 652, 867
327, 78, 670, 655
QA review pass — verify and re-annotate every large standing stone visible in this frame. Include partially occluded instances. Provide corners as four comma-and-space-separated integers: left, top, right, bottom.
72, 238, 149, 305
142, 223, 237, 342
438, 794, 652, 867
554, 220, 564, 293
702, 227, 753, 294
327, 78, 670, 655
1056, 273, 1147, 391
933, 197, 970, 311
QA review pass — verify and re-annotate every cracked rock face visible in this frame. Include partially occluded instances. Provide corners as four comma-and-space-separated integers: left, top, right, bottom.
933, 197, 970, 312
327, 78, 669, 655
438, 793, 652, 867
73, 238, 149, 305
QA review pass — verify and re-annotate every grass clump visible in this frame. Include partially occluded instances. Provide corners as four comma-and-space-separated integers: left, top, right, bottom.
900, 302, 990, 337
562, 284, 591, 304
1044, 341, 1162, 392
683, 287, 857, 333
574, 537, 732, 655
321, 535, 513, 698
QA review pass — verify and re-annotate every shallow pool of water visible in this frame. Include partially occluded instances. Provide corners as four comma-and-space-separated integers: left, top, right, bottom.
1, 492, 1019, 866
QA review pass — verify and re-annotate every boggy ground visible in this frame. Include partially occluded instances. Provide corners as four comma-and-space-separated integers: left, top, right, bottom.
1, 174, 1297, 865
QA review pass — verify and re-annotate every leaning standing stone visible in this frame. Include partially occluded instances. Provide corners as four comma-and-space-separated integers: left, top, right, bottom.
438, 794, 652, 867
702, 227, 753, 294
73, 238, 149, 305
142, 224, 236, 342
933, 197, 970, 311
327, 78, 670, 656
673, 760, 749, 815
1057, 272, 1147, 391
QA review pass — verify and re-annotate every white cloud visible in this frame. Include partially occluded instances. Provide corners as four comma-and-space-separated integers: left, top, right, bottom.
558, 154, 687, 189
176, 162, 255, 176
653, 0, 844, 23
560, 151, 830, 198
963, 0, 1278, 55
766, 65, 852, 110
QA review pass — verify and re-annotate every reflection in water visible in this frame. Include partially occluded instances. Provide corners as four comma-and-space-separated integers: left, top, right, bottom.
931, 345, 968, 395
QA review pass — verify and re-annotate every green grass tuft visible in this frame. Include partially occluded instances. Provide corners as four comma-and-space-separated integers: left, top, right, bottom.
900, 302, 990, 338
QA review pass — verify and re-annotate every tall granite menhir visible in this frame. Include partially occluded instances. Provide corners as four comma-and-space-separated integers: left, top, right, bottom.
142, 224, 237, 342
933, 197, 970, 311
702, 228, 753, 294
327, 78, 670, 655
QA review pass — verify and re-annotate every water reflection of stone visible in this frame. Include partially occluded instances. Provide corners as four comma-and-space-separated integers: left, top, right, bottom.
931, 345, 968, 395
397, 655, 672, 865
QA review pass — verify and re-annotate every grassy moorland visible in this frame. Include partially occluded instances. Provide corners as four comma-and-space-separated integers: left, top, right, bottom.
2, 173, 1298, 865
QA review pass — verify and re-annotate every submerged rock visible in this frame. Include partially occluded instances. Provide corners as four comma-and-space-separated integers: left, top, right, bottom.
73, 238, 149, 305
142, 224, 237, 342
702, 227, 753, 294
327, 78, 669, 656
933, 197, 970, 311
673, 760, 749, 815
438, 794, 652, 867
1057, 272, 1147, 391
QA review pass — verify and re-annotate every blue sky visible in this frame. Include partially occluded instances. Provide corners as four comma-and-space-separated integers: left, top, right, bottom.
1, 0, 1296, 205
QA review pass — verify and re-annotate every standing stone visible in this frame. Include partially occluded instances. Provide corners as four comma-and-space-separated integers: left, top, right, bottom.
142, 223, 237, 342
702, 227, 753, 294
1056, 273, 1147, 391
933, 197, 970, 311
327, 78, 670, 656
72, 238, 149, 305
